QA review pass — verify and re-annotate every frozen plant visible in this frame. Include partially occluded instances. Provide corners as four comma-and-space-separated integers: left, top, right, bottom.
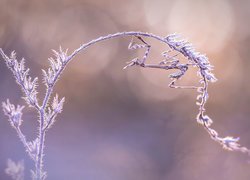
1, 31, 249, 180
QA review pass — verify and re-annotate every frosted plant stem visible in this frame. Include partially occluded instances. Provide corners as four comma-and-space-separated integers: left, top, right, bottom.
35, 87, 53, 179
34, 31, 184, 180
16, 127, 35, 160
1, 31, 250, 180
35, 110, 45, 180
66, 32, 249, 154
68, 32, 168, 60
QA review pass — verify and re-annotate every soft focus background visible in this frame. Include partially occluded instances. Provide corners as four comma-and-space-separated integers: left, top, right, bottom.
1, 0, 250, 179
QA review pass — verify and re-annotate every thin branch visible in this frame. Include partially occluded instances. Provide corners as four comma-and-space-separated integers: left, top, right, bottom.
0, 49, 40, 111
16, 127, 35, 160
1, 31, 249, 180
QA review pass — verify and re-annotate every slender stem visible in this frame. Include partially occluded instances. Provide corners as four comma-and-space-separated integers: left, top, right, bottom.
34, 32, 189, 179
16, 127, 35, 160
35, 88, 53, 179
43, 111, 56, 131
35, 111, 45, 179
2, 31, 249, 179
33, 31, 217, 179
34, 31, 171, 179
67, 31, 171, 62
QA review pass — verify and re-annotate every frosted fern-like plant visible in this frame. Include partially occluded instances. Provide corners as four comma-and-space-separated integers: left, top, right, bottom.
1, 31, 249, 180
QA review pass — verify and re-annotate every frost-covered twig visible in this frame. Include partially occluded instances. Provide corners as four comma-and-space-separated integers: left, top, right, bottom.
2, 100, 36, 160
0, 49, 40, 110
1, 31, 249, 180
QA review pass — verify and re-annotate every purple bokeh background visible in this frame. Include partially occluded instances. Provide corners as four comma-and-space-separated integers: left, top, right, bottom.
1, 0, 250, 179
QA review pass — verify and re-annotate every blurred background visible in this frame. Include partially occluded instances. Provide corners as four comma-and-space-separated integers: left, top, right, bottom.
1, 0, 250, 179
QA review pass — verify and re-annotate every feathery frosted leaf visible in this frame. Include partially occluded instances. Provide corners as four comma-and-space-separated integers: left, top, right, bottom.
2, 99, 25, 127
52, 94, 65, 113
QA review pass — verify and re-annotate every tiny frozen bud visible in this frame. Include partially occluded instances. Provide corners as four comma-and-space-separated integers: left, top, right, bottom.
49, 58, 61, 72
11, 109, 22, 127
24, 76, 32, 91
2, 99, 14, 115
52, 94, 65, 113
61, 48, 68, 62
2, 100, 24, 127
53, 47, 68, 64
44, 68, 55, 86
